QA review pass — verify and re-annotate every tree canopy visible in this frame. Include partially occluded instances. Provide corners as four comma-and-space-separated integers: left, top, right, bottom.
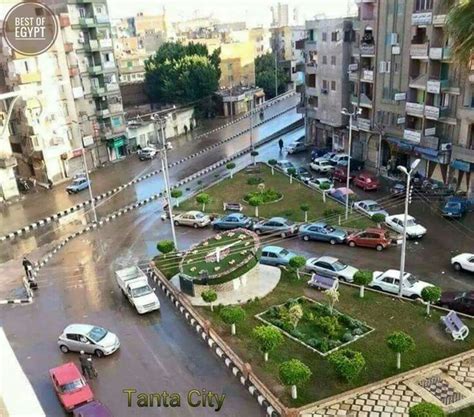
446, 0, 474, 65
145, 42, 221, 104
255, 53, 289, 99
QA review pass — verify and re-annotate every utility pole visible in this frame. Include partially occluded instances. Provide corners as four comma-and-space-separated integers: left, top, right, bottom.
249, 97, 254, 150
274, 49, 278, 97
81, 142, 98, 223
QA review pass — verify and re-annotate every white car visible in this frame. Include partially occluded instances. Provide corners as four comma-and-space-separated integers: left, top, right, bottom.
310, 158, 335, 173
138, 147, 157, 160
287, 136, 306, 154
353, 200, 389, 218
173, 211, 211, 228
385, 214, 426, 238
57, 324, 120, 357
451, 253, 474, 273
309, 177, 335, 192
330, 153, 350, 166
306, 256, 358, 283
369, 269, 433, 299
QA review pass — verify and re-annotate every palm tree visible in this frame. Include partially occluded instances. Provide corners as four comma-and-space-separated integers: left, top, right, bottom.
446, 0, 474, 65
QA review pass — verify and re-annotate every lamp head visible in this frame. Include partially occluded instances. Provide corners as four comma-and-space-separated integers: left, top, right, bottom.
397, 165, 408, 175
410, 158, 421, 172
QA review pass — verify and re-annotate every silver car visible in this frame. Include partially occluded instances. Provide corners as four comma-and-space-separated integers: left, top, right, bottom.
173, 211, 211, 228
353, 200, 389, 218
253, 217, 298, 238
58, 324, 120, 357
305, 256, 358, 282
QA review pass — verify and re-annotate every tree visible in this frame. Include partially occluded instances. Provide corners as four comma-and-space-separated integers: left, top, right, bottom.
300, 203, 310, 222
353, 270, 373, 298
255, 53, 289, 99
386, 331, 415, 370
201, 289, 218, 311
409, 402, 444, 417
250, 150, 259, 166
156, 240, 175, 255
421, 286, 442, 316
371, 213, 386, 226
287, 304, 303, 329
170, 189, 183, 207
248, 195, 263, 217
446, 0, 474, 65
320, 182, 330, 202
196, 193, 210, 211
279, 359, 312, 399
328, 349, 366, 382
219, 306, 246, 335
145, 42, 221, 104
226, 162, 236, 179
324, 287, 340, 315
268, 159, 277, 175
252, 325, 284, 362
287, 167, 296, 184
289, 256, 306, 280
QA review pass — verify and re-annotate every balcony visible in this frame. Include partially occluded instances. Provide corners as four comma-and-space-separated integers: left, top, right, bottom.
426, 79, 449, 94
95, 15, 110, 24
361, 69, 374, 82
409, 73, 428, 90
64, 42, 73, 53
106, 83, 119, 92
19, 72, 41, 84
69, 67, 79, 77
405, 102, 424, 117
404, 129, 422, 142
412, 12, 432, 26
306, 87, 318, 97
410, 43, 429, 59
306, 64, 317, 75
360, 44, 375, 56
451, 145, 474, 164
357, 117, 372, 132
91, 86, 106, 96
108, 102, 123, 114
429, 47, 452, 60
432, 14, 447, 26
359, 93, 373, 108
96, 108, 110, 117
0, 155, 17, 169
59, 14, 70, 28
85, 39, 100, 51
88, 65, 103, 75
349, 72, 359, 82
99, 39, 113, 49
78, 17, 95, 27
424, 105, 449, 120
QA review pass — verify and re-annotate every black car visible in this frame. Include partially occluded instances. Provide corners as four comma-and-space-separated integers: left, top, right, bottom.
296, 167, 313, 183
438, 291, 474, 315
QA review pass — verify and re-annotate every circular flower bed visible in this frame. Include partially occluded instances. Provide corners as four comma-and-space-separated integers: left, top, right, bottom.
179, 228, 260, 285
244, 188, 282, 204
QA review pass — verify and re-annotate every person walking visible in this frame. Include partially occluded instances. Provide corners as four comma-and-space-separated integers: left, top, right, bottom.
278, 138, 284, 153
79, 350, 89, 378
22, 257, 33, 279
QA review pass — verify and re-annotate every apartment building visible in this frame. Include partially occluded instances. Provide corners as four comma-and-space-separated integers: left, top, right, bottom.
299, 18, 355, 150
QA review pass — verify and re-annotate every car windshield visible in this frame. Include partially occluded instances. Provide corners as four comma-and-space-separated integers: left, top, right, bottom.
284, 220, 294, 226
195, 213, 204, 219
324, 225, 335, 233
72, 179, 83, 186
367, 203, 381, 211
446, 202, 461, 209
455, 292, 467, 301
406, 219, 417, 227
405, 275, 418, 287
279, 249, 289, 256
87, 326, 107, 343
332, 261, 347, 271
131, 285, 152, 297
60, 378, 85, 393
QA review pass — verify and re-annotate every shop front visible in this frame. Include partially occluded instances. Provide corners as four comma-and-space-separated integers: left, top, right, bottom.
107, 136, 127, 161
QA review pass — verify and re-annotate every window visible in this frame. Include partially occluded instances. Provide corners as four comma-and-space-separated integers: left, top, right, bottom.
331, 81, 336, 91
415, 0, 433, 11
331, 56, 336, 65
322, 32, 327, 42
322, 80, 328, 90
322, 55, 327, 65
331, 31, 339, 42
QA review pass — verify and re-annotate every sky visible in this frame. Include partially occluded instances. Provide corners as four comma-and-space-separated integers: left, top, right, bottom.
105, 0, 356, 26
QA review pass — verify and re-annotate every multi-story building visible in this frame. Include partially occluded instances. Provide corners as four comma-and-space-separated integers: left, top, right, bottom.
271, 3, 289, 27
299, 18, 355, 150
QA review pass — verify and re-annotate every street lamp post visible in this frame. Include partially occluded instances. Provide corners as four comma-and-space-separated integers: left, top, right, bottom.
81, 143, 98, 223
152, 114, 179, 251
397, 159, 421, 298
249, 97, 254, 151
274, 51, 278, 97
341, 107, 361, 220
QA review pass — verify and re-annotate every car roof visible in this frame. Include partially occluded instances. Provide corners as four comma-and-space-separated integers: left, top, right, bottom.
307, 222, 328, 227
262, 246, 285, 252
63, 324, 94, 334
381, 269, 410, 279
50, 362, 82, 384
186, 211, 204, 215
358, 199, 378, 205
268, 217, 288, 223
225, 213, 244, 218
277, 160, 290, 163
388, 214, 414, 221
315, 177, 330, 181
365, 228, 386, 234
316, 256, 339, 263
73, 401, 113, 417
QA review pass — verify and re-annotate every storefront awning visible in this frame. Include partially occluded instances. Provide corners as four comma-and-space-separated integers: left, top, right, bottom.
106, 135, 126, 149
451, 159, 473, 172
385, 136, 414, 153
414, 146, 439, 157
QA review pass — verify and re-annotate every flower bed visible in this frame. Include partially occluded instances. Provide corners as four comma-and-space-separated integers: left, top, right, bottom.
244, 188, 282, 204
257, 296, 373, 356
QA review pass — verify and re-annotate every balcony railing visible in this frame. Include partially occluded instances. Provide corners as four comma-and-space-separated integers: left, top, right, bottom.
349, 72, 359, 82
451, 145, 474, 164
359, 93, 373, 108
412, 12, 432, 26
432, 14, 447, 26
361, 69, 374, 82
99, 39, 113, 48
429, 47, 452, 60
95, 15, 110, 24
96, 108, 110, 117
306, 87, 318, 96
106, 83, 119, 92
410, 43, 429, 59
426, 79, 449, 94
19, 72, 41, 84
360, 44, 375, 56
108, 103, 123, 114
357, 117, 372, 132
424, 105, 449, 120
88, 65, 103, 75
0, 155, 17, 169
78, 17, 95, 26
86, 39, 99, 51
91, 86, 106, 95
405, 102, 424, 117
404, 129, 422, 142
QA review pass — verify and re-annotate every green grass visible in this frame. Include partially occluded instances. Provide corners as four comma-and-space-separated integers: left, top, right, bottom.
195, 272, 474, 407
451, 405, 474, 416
180, 164, 373, 230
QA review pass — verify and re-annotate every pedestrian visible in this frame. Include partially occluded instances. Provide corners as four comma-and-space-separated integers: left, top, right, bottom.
22, 257, 33, 279
86, 356, 97, 379
278, 138, 284, 153
79, 350, 89, 378
47, 179, 53, 190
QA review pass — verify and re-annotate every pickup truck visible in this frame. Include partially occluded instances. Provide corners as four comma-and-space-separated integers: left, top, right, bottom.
442, 196, 473, 218
115, 266, 160, 314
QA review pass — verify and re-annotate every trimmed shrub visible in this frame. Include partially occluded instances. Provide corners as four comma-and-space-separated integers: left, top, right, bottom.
314, 316, 341, 338
409, 402, 444, 417
328, 349, 366, 382
247, 176, 264, 185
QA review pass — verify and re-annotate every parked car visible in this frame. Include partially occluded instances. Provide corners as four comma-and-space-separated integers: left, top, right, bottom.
321, 152, 337, 161
310, 158, 335, 173
253, 217, 298, 237
328, 153, 350, 166
346, 228, 392, 251
451, 253, 474, 273
306, 256, 358, 282
442, 196, 472, 218
57, 324, 120, 357
329, 187, 356, 205
49, 362, 94, 411
260, 246, 297, 266
353, 173, 379, 191
311, 148, 331, 161
298, 222, 347, 244
138, 147, 157, 160
173, 211, 211, 228
212, 213, 253, 230
369, 269, 433, 299
276, 160, 296, 174
390, 183, 406, 198
438, 291, 474, 315
73, 401, 114, 417
353, 200, 389, 218
385, 214, 426, 238
66, 177, 91, 194
296, 167, 313, 183
287, 136, 306, 154
308, 177, 334, 192
332, 167, 354, 183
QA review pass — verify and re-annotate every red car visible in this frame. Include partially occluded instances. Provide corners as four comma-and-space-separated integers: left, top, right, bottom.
50, 362, 94, 411
354, 173, 379, 191
332, 167, 354, 183
346, 228, 392, 251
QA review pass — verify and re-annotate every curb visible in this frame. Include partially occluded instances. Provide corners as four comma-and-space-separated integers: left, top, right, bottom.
146, 266, 281, 417
0, 98, 299, 243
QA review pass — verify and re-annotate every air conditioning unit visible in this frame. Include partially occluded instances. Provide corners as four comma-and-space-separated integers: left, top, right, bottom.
440, 143, 452, 151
